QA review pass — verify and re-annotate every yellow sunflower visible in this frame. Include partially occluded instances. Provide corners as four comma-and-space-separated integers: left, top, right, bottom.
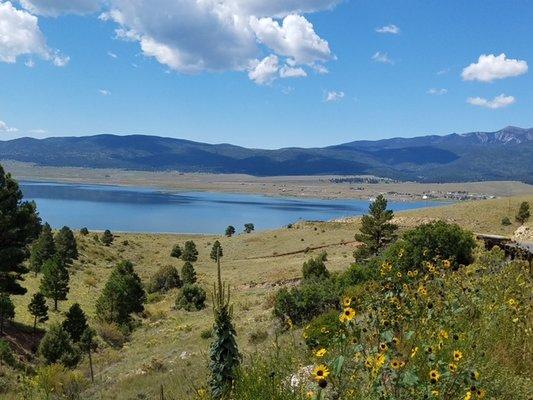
312, 365, 330, 381
429, 370, 440, 384
340, 307, 356, 322
390, 359, 402, 369
453, 350, 463, 362
315, 348, 327, 358
342, 296, 352, 307
449, 363, 458, 373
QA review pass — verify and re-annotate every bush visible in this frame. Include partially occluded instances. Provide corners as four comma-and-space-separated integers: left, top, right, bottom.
96, 321, 128, 348
273, 277, 342, 325
148, 265, 182, 293
31, 364, 88, 400
79, 227, 89, 235
175, 284, 206, 311
0, 339, 15, 366
200, 328, 213, 339
385, 221, 476, 272
38, 323, 80, 368
303, 309, 347, 349
501, 216, 512, 226
302, 252, 329, 280
340, 262, 376, 287
101, 230, 114, 246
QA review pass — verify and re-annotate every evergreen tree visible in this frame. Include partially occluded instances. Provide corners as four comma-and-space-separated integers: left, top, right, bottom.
210, 240, 223, 261
29, 222, 56, 275
80, 227, 89, 235
55, 226, 78, 265
95, 261, 146, 325
40, 256, 70, 311
148, 265, 182, 293
0, 164, 41, 295
225, 226, 236, 237
62, 303, 88, 343
182, 261, 197, 285
80, 327, 97, 382
170, 244, 182, 259
38, 323, 80, 367
0, 293, 15, 335
516, 201, 530, 224
28, 292, 48, 335
302, 252, 329, 280
181, 241, 198, 262
101, 229, 114, 246
244, 223, 255, 234
354, 195, 398, 259
209, 251, 240, 399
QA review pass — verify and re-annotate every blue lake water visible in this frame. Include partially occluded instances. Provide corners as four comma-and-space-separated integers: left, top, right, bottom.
20, 181, 446, 234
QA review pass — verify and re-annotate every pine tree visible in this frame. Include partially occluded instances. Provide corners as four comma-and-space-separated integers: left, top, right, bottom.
55, 226, 78, 265
28, 292, 48, 335
181, 241, 198, 262
225, 226, 235, 237
516, 201, 530, 224
210, 240, 223, 261
40, 256, 70, 311
170, 244, 182, 259
95, 261, 146, 325
354, 195, 398, 259
0, 293, 15, 335
101, 230, 114, 246
0, 164, 41, 295
244, 223, 255, 234
29, 222, 56, 275
80, 327, 97, 382
38, 323, 80, 367
182, 261, 197, 285
209, 252, 240, 398
62, 303, 88, 343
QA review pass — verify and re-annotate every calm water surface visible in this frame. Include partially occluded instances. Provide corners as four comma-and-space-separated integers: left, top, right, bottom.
20, 181, 446, 234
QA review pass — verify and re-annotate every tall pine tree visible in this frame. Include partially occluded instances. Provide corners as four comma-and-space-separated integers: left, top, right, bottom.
29, 222, 56, 275
210, 241, 223, 261
354, 194, 398, 260
40, 256, 70, 311
28, 292, 48, 335
55, 226, 78, 265
62, 303, 88, 342
0, 293, 15, 335
181, 241, 198, 262
182, 261, 197, 285
0, 164, 41, 295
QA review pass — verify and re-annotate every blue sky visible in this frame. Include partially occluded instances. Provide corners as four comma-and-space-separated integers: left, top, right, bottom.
0, 0, 531, 148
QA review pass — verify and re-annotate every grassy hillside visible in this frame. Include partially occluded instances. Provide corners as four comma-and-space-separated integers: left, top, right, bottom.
3, 195, 532, 399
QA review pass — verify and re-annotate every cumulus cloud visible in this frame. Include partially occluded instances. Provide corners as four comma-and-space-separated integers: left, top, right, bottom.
372, 51, 393, 64
19, 0, 102, 16
98, 89, 111, 96
467, 94, 515, 109
0, 120, 17, 133
0, 1, 68, 65
462, 54, 528, 83
248, 55, 280, 85
427, 88, 448, 95
325, 90, 344, 102
97, 0, 335, 84
375, 24, 400, 34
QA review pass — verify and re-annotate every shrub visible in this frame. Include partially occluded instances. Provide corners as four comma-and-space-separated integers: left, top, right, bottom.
248, 329, 268, 345
38, 323, 80, 368
340, 262, 376, 287
170, 244, 182, 259
79, 227, 89, 235
0, 339, 15, 366
303, 309, 347, 349
181, 261, 197, 285
273, 277, 341, 325
302, 252, 329, 280
244, 223, 255, 234
175, 284, 206, 311
31, 364, 88, 400
501, 216, 512, 226
200, 328, 213, 339
148, 265, 182, 293
386, 220, 476, 272
515, 201, 530, 224
96, 321, 128, 348
101, 230, 114, 246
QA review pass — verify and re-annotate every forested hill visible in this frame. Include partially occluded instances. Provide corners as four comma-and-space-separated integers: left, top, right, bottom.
1, 126, 531, 183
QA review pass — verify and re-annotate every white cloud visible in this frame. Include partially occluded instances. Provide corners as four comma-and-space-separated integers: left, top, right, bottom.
19, 0, 102, 16
0, 1, 68, 65
372, 51, 393, 64
0, 120, 17, 133
325, 90, 344, 102
467, 94, 515, 109
248, 55, 279, 85
375, 24, 400, 34
107, 51, 118, 59
98, 89, 111, 96
462, 53, 528, 83
28, 128, 46, 134
250, 14, 332, 65
25, 59, 35, 67
98, 1, 336, 84
437, 68, 450, 75
280, 65, 307, 78
427, 88, 448, 96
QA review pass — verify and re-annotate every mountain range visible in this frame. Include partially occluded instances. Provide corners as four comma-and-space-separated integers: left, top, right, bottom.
1, 126, 532, 183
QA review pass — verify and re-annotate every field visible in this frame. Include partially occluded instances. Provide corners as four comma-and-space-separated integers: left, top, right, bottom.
4, 194, 533, 399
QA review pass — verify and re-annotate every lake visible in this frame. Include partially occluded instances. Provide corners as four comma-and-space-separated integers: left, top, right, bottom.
20, 181, 445, 234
